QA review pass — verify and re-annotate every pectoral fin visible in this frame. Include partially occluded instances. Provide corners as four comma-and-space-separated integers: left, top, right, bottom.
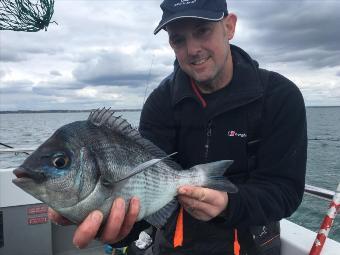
114, 152, 177, 183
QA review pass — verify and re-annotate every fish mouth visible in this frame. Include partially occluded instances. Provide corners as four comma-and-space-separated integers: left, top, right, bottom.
12, 167, 47, 204
13, 167, 33, 185
13, 167, 31, 178
13, 166, 45, 184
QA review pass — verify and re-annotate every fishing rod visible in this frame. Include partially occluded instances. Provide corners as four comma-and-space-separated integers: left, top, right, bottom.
0, 142, 33, 155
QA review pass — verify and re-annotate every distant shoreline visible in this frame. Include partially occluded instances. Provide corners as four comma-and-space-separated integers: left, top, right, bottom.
0, 106, 339, 114
0, 109, 142, 114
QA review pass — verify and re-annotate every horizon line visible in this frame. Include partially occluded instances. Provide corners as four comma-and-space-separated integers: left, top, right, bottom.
1, 105, 340, 113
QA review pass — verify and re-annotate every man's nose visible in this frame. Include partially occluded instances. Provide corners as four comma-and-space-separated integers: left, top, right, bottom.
186, 37, 201, 56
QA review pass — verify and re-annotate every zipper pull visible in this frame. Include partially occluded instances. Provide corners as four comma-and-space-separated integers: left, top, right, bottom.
207, 121, 212, 137
207, 127, 212, 137
204, 121, 212, 161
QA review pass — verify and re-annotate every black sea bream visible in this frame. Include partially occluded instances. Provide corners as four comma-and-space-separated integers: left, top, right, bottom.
13, 108, 237, 227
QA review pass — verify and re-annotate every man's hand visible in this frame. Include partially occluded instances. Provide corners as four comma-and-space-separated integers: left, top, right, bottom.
178, 186, 228, 221
48, 197, 140, 249
48, 208, 73, 226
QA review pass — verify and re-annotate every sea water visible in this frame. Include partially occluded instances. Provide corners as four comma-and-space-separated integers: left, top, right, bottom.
0, 107, 339, 241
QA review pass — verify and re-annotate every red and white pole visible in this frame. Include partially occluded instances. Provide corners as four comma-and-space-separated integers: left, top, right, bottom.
309, 183, 340, 255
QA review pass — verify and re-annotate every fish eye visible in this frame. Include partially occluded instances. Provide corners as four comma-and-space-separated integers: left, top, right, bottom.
52, 155, 69, 169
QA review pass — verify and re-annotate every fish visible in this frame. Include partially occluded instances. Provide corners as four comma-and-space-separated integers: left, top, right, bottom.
12, 108, 237, 228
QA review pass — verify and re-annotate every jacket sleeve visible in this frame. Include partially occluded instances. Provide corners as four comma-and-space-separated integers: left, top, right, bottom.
224, 72, 307, 227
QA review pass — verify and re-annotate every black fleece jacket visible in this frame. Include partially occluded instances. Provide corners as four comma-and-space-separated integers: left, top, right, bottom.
135, 45, 307, 254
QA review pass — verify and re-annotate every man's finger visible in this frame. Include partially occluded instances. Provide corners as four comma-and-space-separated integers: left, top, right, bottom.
48, 208, 72, 226
179, 196, 215, 221
179, 195, 217, 216
73, 210, 103, 248
186, 208, 212, 221
101, 197, 126, 243
178, 186, 211, 203
116, 197, 140, 241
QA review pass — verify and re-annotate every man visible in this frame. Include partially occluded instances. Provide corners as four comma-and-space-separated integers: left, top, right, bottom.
50, 0, 307, 254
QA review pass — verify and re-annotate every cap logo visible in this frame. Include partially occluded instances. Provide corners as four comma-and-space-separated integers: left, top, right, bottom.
174, 0, 197, 7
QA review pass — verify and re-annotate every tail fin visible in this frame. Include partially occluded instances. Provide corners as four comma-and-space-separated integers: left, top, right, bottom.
191, 160, 238, 193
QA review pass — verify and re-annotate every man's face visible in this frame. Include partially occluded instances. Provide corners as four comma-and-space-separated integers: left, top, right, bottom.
167, 16, 235, 90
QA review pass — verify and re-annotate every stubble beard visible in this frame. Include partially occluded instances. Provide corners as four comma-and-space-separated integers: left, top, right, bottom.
194, 52, 231, 94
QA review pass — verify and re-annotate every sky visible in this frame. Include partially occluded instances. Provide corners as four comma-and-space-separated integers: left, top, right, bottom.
0, 0, 340, 111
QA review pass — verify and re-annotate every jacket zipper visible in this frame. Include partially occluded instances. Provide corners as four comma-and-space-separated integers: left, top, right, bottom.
204, 120, 212, 161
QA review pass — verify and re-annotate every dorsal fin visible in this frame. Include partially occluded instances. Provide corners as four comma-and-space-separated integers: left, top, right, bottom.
87, 108, 172, 160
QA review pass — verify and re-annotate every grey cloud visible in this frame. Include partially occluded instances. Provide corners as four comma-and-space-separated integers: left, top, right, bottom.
254, 48, 340, 69
32, 80, 84, 96
23, 46, 62, 55
0, 69, 6, 78
1, 31, 64, 66
50, 70, 62, 76
0, 94, 50, 111
73, 51, 159, 87
6, 45, 64, 57
0, 80, 33, 93
77, 73, 157, 87
32, 86, 75, 97
230, 0, 340, 68
1, 0, 339, 110
0, 51, 27, 62
29, 84, 145, 110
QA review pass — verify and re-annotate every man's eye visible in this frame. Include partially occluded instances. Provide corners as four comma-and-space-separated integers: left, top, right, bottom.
171, 37, 185, 47
196, 27, 211, 36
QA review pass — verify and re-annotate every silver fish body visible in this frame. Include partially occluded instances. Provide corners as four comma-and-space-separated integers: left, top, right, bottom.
13, 108, 237, 227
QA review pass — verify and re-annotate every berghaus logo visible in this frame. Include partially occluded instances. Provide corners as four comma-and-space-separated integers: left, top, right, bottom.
227, 130, 247, 138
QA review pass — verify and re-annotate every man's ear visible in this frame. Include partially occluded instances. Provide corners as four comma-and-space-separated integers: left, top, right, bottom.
223, 13, 237, 40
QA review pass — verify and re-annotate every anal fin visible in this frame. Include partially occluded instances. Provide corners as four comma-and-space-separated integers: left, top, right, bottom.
144, 199, 178, 228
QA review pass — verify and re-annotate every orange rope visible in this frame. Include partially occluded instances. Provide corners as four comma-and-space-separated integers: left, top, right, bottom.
173, 206, 184, 247
173, 207, 240, 254
234, 229, 240, 255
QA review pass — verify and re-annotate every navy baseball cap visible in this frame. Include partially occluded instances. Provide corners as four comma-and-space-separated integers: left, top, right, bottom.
154, 0, 228, 35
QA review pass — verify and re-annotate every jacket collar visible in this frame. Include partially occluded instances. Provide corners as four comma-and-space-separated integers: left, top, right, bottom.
170, 45, 264, 109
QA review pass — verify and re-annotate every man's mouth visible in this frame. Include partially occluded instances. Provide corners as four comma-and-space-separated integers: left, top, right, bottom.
191, 57, 209, 65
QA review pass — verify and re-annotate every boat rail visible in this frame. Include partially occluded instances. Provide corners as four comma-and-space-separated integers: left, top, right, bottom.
305, 184, 336, 202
